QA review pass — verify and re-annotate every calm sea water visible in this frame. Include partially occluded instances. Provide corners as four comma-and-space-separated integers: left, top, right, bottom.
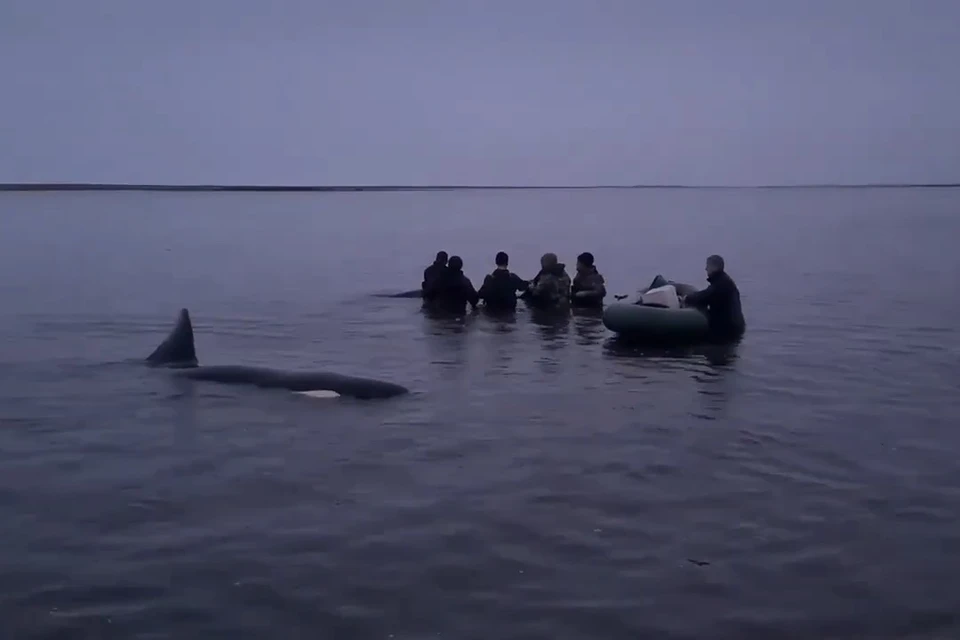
1, 188, 958, 639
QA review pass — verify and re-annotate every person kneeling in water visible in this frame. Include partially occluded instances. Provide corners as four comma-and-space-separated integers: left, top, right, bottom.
525, 252, 571, 308
478, 251, 528, 312
681, 254, 746, 340
571, 252, 606, 308
423, 255, 479, 314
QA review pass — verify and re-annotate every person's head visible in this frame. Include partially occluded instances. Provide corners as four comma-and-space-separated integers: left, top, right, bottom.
576, 252, 595, 272
435, 251, 448, 265
705, 254, 725, 276
495, 251, 509, 268
447, 255, 464, 272
540, 252, 558, 269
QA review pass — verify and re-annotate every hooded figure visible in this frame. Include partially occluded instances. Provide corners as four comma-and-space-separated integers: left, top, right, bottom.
526, 252, 571, 308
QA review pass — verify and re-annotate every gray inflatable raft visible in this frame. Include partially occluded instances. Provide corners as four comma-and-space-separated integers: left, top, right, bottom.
602, 275, 709, 343
602, 304, 709, 342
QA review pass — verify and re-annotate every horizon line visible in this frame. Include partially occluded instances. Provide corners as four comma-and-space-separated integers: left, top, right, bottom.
1, 182, 959, 193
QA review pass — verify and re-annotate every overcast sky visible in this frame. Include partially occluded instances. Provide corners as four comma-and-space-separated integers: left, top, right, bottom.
1, 0, 958, 186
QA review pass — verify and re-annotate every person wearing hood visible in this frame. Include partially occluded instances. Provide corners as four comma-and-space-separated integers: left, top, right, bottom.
421, 251, 448, 300
525, 252, 571, 308
423, 255, 479, 314
477, 251, 528, 312
681, 254, 746, 341
571, 252, 606, 308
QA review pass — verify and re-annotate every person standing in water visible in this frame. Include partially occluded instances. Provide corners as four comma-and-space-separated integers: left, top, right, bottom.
421, 251, 448, 300
525, 252, 571, 308
478, 251, 528, 312
423, 255, 479, 314
571, 252, 606, 308
681, 254, 746, 340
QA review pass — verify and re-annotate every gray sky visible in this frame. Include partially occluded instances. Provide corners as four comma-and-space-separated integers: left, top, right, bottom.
2, 0, 958, 186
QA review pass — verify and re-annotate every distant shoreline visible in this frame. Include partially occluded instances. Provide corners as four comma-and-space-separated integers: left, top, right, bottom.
1, 183, 958, 193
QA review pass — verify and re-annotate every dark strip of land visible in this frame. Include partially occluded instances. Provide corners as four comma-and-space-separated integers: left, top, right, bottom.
1, 183, 958, 192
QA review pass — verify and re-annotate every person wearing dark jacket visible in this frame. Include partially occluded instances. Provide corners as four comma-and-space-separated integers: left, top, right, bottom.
681, 254, 746, 340
423, 255, 479, 314
571, 252, 606, 308
478, 251, 528, 312
421, 251, 449, 299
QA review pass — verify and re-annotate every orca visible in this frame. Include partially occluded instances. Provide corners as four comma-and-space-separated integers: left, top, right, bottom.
371, 289, 422, 298
146, 309, 409, 400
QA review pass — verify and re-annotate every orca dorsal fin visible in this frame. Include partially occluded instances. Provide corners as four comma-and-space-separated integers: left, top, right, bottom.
146, 308, 198, 367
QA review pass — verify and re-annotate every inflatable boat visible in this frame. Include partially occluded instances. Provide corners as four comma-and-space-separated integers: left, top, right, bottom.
602, 275, 709, 343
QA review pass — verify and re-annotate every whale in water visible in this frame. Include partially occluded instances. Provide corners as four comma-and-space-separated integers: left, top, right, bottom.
371, 289, 422, 298
146, 308, 409, 400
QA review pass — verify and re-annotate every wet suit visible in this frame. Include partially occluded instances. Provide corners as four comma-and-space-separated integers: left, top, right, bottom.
478, 269, 528, 312
684, 270, 746, 341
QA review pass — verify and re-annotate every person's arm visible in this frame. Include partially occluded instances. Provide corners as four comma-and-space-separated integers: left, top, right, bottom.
571, 274, 584, 295
465, 277, 480, 307
683, 282, 716, 308
532, 274, 552, 297
527, 271, 542, 291
575, 273, 606, 299
421, 266, 431, 290
477, 275, 492, 301
511, 273, 529, 292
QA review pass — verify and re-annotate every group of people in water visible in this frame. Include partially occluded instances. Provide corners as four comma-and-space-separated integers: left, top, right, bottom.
421, 251, 746, 340
422, 250, 606, 314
